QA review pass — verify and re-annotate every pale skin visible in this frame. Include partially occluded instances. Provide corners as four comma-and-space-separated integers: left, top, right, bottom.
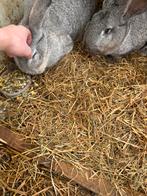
0, 25, 32, 59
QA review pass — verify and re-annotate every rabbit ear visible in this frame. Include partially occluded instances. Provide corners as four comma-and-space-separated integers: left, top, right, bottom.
123, 0, 147, 20
29, 0, 51, 28
20, 0, 51, 27
20, 0, 34, 25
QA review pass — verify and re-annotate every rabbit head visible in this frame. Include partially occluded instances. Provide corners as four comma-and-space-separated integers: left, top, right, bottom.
14, 0, 73, 75
15, 30, 73, 75
83, 4, 130, 56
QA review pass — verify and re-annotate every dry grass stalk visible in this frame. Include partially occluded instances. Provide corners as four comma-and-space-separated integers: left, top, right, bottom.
0, 45, 147, 195
0, 126, 145, 196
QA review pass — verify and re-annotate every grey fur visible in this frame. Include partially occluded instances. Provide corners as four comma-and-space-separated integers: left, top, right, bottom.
103, 0, 127, 9
83, 0, 147, 57
15, 0, 96, 75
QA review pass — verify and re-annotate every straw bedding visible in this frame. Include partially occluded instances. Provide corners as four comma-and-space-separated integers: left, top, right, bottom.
0, 47, 146, 195
0, 0, 147, 195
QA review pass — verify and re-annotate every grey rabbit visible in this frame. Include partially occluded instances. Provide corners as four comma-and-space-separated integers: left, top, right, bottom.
14, 0, 96, 75
83, 0, 147, 58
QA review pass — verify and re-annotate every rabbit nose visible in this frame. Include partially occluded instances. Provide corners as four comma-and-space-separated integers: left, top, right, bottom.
30, 49, 42, 66
32, 49, 37, 59
32, 49, 42, 61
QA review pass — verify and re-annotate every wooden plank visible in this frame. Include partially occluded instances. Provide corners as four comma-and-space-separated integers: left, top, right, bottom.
0, 126, 145, 196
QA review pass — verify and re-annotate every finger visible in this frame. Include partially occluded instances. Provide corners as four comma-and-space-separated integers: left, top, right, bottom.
27, 33, 32, 45
18, 25, 32, 45
8, 44, 32, 59
23, 44, 32, 59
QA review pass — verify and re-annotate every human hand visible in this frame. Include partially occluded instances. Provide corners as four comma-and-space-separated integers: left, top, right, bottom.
0, 25, 32, 59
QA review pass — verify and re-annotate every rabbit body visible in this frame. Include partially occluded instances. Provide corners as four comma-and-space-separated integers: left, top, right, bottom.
83, 0, 147, 57
15, 0, 96, 75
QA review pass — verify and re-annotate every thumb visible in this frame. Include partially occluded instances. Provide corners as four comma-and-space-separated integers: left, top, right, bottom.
23, 43, 32, 59
27, 33, 32, 46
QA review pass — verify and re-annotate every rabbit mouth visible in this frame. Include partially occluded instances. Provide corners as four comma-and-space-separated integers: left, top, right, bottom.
14, 33, 49, 75
102, 23, 131, 56
14, 51, 48, 75
26, 53, 49, 75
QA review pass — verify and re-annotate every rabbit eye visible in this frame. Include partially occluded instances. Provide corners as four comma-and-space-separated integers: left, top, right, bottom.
104, 28, 112, 34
